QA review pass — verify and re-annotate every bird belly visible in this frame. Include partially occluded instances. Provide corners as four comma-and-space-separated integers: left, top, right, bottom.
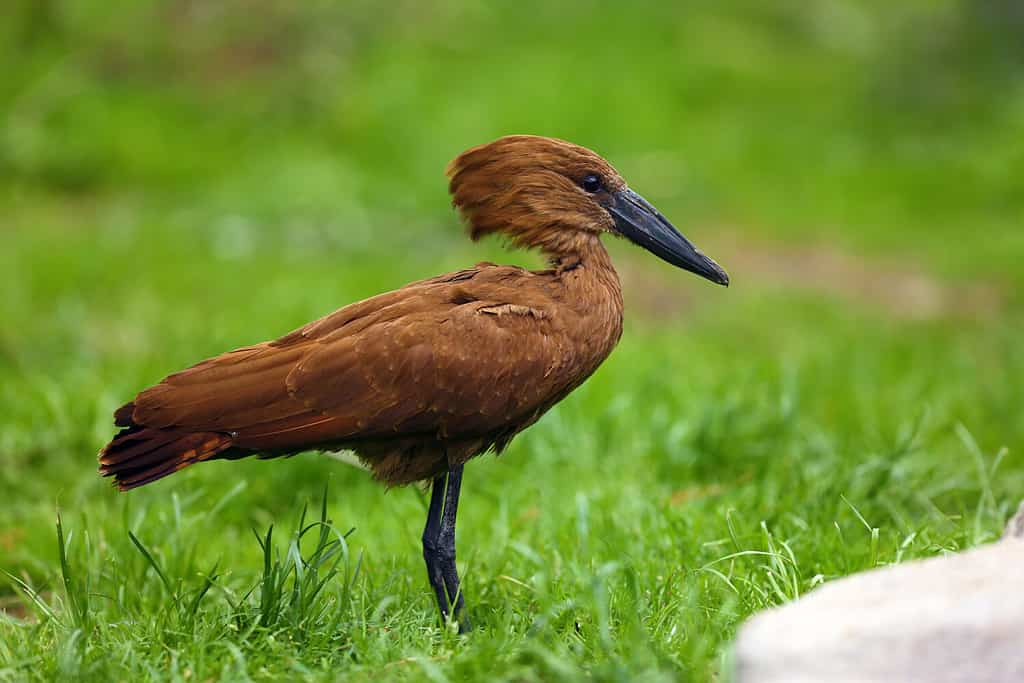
339, 436, 492, 486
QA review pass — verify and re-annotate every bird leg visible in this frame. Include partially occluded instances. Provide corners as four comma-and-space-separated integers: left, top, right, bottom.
422, 473, 450, 620
422, 464, 469, 631
439, 464, 467, 626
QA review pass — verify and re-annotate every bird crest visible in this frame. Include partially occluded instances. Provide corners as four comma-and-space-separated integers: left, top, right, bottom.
447, 135, 627, 258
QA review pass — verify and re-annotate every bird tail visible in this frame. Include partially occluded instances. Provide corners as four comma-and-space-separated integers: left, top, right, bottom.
98, 402, 235, 490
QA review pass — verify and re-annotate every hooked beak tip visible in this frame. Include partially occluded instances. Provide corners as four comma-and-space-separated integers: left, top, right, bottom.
607, 189, 731, 288
709, 262, 730, 287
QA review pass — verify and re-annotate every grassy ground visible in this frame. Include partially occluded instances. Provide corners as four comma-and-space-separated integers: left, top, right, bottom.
2, 1, 1023, 681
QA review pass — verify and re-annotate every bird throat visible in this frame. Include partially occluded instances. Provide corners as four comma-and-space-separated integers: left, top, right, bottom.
555, 237, 625, 357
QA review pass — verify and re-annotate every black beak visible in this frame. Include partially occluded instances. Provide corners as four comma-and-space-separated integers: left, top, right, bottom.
605, 189, 729, 286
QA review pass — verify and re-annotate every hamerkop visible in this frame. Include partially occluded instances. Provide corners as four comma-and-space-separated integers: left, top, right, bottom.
99, 135, 728, 628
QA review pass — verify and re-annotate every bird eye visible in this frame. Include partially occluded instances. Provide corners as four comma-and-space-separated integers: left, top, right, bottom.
581, 174, 603, 193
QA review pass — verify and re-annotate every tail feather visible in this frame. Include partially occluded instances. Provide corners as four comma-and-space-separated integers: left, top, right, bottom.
98, 429, 179, 466
99, 410, 235, 490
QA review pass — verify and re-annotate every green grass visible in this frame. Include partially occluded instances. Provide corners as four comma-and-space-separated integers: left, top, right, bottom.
2, 1, 1023, 681
2, 210, 1021, 682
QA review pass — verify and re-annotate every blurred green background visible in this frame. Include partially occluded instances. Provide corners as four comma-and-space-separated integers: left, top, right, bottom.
4, 0, 1023, 270
2, 1, 1023, 681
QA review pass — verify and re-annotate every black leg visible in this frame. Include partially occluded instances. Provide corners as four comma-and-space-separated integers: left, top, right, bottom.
422, 473, 450, 619
421, 464, 469, 631
438, 464, 468, 629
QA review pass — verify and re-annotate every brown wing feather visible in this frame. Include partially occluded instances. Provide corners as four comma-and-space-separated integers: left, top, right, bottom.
105, 264, 580, 485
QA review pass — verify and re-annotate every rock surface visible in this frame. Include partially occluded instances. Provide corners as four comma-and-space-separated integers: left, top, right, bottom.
1003, 501, 1024, 540
733, 514, 1024, 683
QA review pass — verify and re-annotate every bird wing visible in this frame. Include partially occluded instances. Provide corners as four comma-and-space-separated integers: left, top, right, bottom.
127, 266, 578, 451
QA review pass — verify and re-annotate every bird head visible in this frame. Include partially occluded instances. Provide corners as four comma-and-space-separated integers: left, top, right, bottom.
447, 135, 728, 286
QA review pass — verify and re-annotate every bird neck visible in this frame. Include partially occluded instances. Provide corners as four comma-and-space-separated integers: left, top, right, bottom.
552, 234, 623, 313
552, 234, 615, 275
544, 234, 624, 373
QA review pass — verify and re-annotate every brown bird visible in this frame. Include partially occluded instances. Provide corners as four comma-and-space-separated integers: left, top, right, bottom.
99, 135, 728, 628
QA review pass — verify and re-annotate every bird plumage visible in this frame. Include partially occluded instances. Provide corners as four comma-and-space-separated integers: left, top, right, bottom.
100, 136, 646, 489
98, 134, 727, 627
101, 255, 623, 487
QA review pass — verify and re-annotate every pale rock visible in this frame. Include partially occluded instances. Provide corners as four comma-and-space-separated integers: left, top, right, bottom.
734, 511, 1024, 683
1003, 501, 1024, 540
